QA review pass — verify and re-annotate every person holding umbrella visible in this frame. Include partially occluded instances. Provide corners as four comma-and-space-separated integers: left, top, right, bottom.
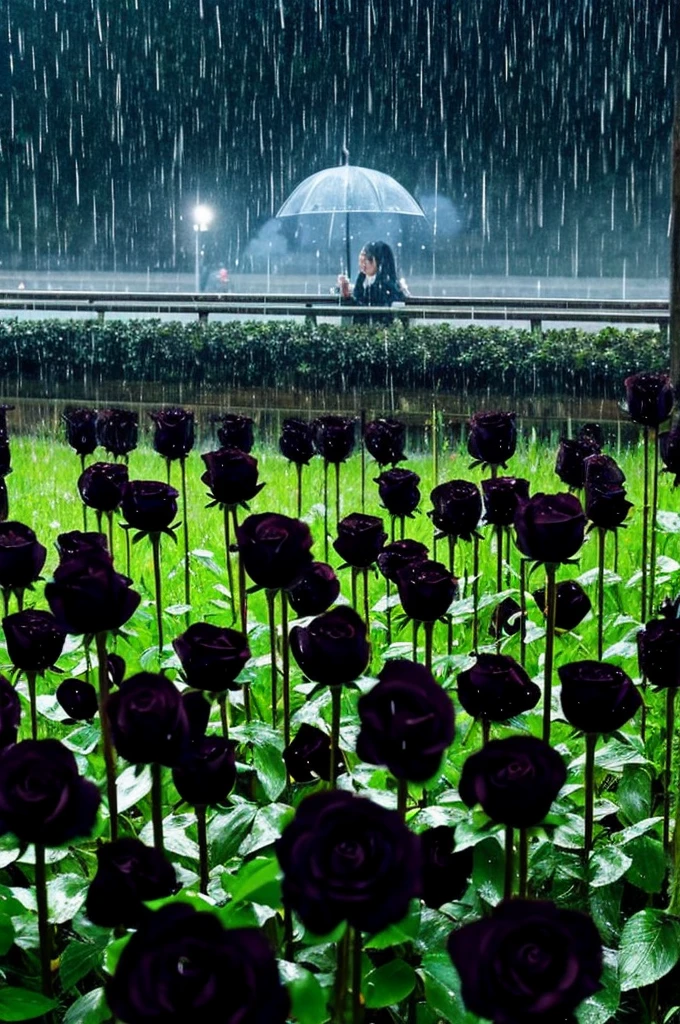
338, 241, 408, 325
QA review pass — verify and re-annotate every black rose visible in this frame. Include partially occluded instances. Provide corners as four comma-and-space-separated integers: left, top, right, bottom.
78, 462, 129, 513
0, 521, 47, 591
107, 672, 190, 767
482, 476, 530, 527
96, 408, 139, 458
625, 371, 674, 427
86, 837, 178, 928
314, 415, 356, 463
279, 418, 316, 465
216, 413, 255, 452
107, 904, 289, 1024
468, 411, 517, 468
376, 539, 429, 583
558, 660, 641, 733
584, 454, 632, 530
150, 408, 195, 461
0, 676, 20, 750
3, 610, 66, 673
172, 736, 237, 806
660, 425, 680, 486
637, 618, 680, 688
583, 453, 626, 490
56, 531, 109, 562
532, 579, 592, 632
357, 659, 455, 782
514, 492, 586, 564
173, 622, 250, 692
419, 826, 473, 909
45, 551, 141, 635
121, 480, 179, 533
555, 436, 601, 489
489, 596, 523, 638
0, 738, 100, 845
429, 480, 482, 540
289, 606, 370, 685
333, 513, 387, 568
364, 418, 407, 466
286, 562, 340, 616
276, 790, 421, 934
457, 653, 540, 722
201, 447, 265, 506
579, 422, 605, 447
63, 408, 98, 456
237, 512, 314, 590
375, 468, 421, 518
56, 678, 99, 721
283, 723, 344, 783
396, 559, 457, 622
448, 899, 603, 1024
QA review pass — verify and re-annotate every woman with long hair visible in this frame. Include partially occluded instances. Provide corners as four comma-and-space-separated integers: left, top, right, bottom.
338, 241, 408, 325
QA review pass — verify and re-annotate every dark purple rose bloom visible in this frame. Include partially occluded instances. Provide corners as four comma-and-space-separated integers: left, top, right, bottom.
216, 413, 255, 453
429, 480, 482, 541
357, 659, 455, 782
661, 425, 680, 486
579, 422, 605, 447
625, 371, 674, 427
56, 531, 109, 562
637, 618, 680, 688
107, 904, 289, 1024
482, 476, 530, 527
279, 418, 316, 465
63, 407, 98, 456
377, 539, 429, 583
45, 552, 141, 635
286, 562, 340, 616
0, 521, 47, 591
107, 652, 126, 688
0, 676, 21, 750
172, 736, 237, 806
583, 453, 626, 490
0, 738, 100, 845
78, 462, 129, 513
182, 691, 211, 745
3, 610, 66, 673
489, 596, 523, 638
283, 723, 344, 783
201, 447, 265, 506
333, 513, 387, 568
468, 411, 517, 468
448, 899, 603, 1024
290, 606, 370, 686
276, 790, 421, 934
364, 418, 407, 466
554, 436, 602, 489
121, 480, 179, 533
558, 660, 641, 734
150, 408, 195, 461
457, 653, 540, 722
314, 415, 356, 464
584, 454, 632, 530
532, 579, 592, 632
396, 559, 457, 622
514, 492, 586, 564
96, 408, 139, 458
419, 826, 473, 909
173, 622, 250, 692
86, 838, 178, 928
56, 678, 99, 721
0, 438, 10, 479
459, 735, 567, 828
107, 672, 190, 767
237, 512, 314, 590
375, 468, 421, 518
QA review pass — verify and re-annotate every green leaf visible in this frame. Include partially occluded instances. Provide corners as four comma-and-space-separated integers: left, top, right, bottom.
589, 847, 632, 888
0, 988, 57, 1021
238, 803, 293, 857
278, 962, 329, 1024
619, 909, 680, 991
576, 949, 620, 1024
625, 836, 667, 894
0, 836, 20, 870
60, 723, 100, 755
253, 741, 287, 802
0, 915, 14, 956
62, 987, 110, 1024
46, 873, 89, 925
208, 802, 258, 863
364, 959, 416, 1009
223, 856, 281, 907
576, 567, 621, 587
104, 934, 131, 976
472, 837, 505, 906
117, 763, 153, 814
139, 813, 199, 860
365, 900, 421, 950
617, 765, 652, 824
417, 952, 469, 1024
60, 936, 108, 991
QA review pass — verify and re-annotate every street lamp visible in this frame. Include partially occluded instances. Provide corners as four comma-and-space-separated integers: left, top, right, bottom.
193, 204, 213, 292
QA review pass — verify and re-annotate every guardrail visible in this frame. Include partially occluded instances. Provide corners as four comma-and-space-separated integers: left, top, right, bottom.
0, 289, 669, 333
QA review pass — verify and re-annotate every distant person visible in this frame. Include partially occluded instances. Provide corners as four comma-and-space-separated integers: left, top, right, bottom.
337, 241, 408, 325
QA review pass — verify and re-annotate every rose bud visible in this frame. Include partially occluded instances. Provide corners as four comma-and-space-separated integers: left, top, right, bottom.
585, 484, 633, 531
279, 418, 316, 465
172, 736, 237, 806
579, 421, 605, 447
448, 899, 603, 1024
150, 407, 195, 461
488, 596, 523, 638
514, 492, 586, 564
78, 461, 129, 513
637, 618, 680, 688
201, 447, 265, 506
56, 531, 109, 562
558, 660, 641, 734
182, 690, 211, 745
286, 562, 340, 617
290, 606, 370, 686
468, 410, 517, 468
0, 521, 47, 591
96, 407, 139, 458
532, 578, 592, 632
554, 435, 602, 489
173, 622, 250, 692
377, 539, 429, 583
457, 653, 540, 722
63, 407, 98, 456
0, 738, 100, 845
660, 424, 680, 486
276, 790, 421, 934
216, 413, 255, 453
3, 610, 67, 673
482, 476, 530, 527
283, 723, 344, 782
429, 480, 482, 540
419, 826, 473, 909
0, 676, 21, 750
107, 905, 289, 1024
86, 838, 178, 929
107, 672, 190, 767
45, 552, 141, 635
333, 513, 387, 568
121, 480, 179, 533
56, 678, 99, 721
314, 415, 356, 463
107, 652, 126, 688
625, 371, 674, 427
375, 468, 421, 518
364, 418, 407, 466
584, 453, 626, 490
396, 559, 457, 622
459, 735, 567, 828
357, 659, 455, 782
0, 439, 10, 479
237, 512, 314, 590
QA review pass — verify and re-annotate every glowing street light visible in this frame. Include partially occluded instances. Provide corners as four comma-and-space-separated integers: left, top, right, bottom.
193, 204, 213, 292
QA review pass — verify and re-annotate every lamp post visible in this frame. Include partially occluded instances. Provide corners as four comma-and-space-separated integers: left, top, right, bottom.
193, 205, 213, 292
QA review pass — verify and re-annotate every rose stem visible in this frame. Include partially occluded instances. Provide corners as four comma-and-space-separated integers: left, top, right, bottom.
360, 409, 366, 512
584, 732, 598, 863
243, 683, 251, 723
496, 524, 503, 596
397, 777, 408, 819
447, 535, 456, 656
518, 828, 529, 898
281, 591, 291, 755
295, 462, 303, 519
424, 620, 434, 672
351, 927, 364, 1024
505, 526, 512, 589
223, 505, 237, 625
106, 511, 114, 561
266, 590, 278, 729
519, 558, 528, 667
334, 926, 351, 1023
542, 563, 557, 744
16, 586, 24, 613
649, 426, 660, 620
231, 507, 248, 637
34, 842, 54, 1013
151, 533, 164, 657
195, 804, 209, 894
80, 454, 88, 531
95, 509, 102, 536
597, 527, 606, 661
481, 717, 490, 746
362, 568, 370, 634
95, 631, 118, 841
503, 825, 514, 899
335, 462, 342, 531
323, 460, 329, 562
399, 515, 405, 541
125, 526, 131, 579
351, 566, 358, 611
668, 726, 680, 913
665, 689, 676, 851
641, 425, 650, 622
218, 694, 229, 739
180, 455, 191, 623
330, 685, 342, 789
431, 399, 438, 493
614, 528, 619, 573
151, 761, 164, 852
472, 534, 480, 652
24, 670, 38, 739
412, 619, 419, 663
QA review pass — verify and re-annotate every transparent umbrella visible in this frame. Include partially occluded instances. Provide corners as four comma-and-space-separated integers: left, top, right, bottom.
276, 164, 425, 272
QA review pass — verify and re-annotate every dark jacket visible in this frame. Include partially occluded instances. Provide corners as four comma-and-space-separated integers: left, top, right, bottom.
349, 273, 406, 325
